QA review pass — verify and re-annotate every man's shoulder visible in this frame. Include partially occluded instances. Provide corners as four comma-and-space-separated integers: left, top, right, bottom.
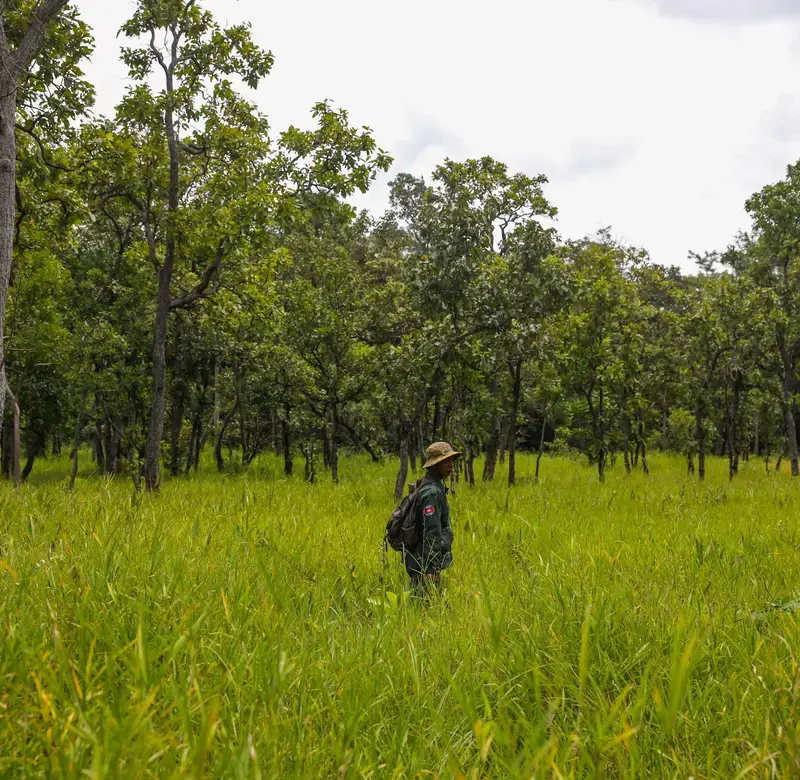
416, 479, 443, 500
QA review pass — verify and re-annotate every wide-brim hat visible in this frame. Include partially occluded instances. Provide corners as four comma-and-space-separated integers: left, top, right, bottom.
424, 441, 462, 468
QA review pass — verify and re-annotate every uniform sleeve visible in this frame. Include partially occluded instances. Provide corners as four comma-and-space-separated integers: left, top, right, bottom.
419, 488, 445, 572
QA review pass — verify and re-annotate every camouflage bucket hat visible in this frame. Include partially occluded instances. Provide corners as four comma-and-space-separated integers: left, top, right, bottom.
424, 441, 462, 468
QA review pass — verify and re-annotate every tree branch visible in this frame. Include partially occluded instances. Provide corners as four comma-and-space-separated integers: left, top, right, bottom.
10, 0, 70, 75
15, 122, 71, 171
169, 241, 225, 310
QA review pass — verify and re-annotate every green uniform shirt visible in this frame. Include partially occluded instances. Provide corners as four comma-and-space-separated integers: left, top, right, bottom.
404, 474, 454, 575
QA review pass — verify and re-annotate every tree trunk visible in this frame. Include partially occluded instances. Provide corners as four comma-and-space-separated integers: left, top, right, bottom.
301, 442, 316, 483
282, 404, 293, 477
21, 432, 39, 482
186, 413, 200, 475
687, 451, 695, 476
466, 444, 476, 488
598, 448, 606, 483
639, 420, 649, 477
483, 374, 501, 482
331, 412, 339, 485
622, 409, 632, 475
782, 377, 799, 477
696, 403, 706, 481
143, 56, 183, 492
535, 415, 547, 481
94, 416, 105, 473
498, 416, 509, 465
0, 0, 76, 426
169, 379, 185, 476
144, 272, 172, 490
322, 428, 331, 470
106, 415, 121, 476
69, 393, 89, 491
0, 77, 16, 431
215, 403, 238, 472
754, 413, 760, 458
195, 408, 217, 471
508, 360, 522, 486
233, 362, 247, 465
394, 436, 409, 501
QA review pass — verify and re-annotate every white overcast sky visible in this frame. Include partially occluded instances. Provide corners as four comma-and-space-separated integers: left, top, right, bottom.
75, 0, 800, 271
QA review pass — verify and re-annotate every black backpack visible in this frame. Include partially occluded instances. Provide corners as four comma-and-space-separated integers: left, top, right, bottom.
385, 480, 422, 552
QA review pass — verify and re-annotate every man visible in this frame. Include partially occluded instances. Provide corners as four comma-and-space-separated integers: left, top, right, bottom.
404, 441, 460, 595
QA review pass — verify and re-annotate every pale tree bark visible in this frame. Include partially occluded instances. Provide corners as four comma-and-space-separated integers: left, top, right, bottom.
0, 0, 72, 432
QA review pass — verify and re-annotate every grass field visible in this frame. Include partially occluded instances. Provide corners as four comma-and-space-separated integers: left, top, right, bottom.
2, 453, 800, 778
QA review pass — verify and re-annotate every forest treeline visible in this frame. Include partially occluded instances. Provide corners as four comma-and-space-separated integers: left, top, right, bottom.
2, 0, 800, 493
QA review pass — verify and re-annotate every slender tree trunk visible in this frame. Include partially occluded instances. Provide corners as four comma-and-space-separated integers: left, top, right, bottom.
535, 415, 547, 481
106, 415, 121, 476
508, 360, 522, 486
696, 403, 706, 482
94, 416, 105, 473
143, 57, 182, 492
233, 362, 247, 465
754, 413, 760, 458
639, 420, 649, 476
195, 408, 216, 471
687, 451, 695, 476
144, 270, 172, 490
330, 423, 339, 485
21, 431, 39, 482
169, 379, 185, 476
301, 442, 316, 483
322, 428, 331, 470
185, 413, 200, 475
622, 408, 632, 475
782, 376, 799, 477
0, 77, 16, 431
394, 436, 409, 501
215, 403, 238, 472
20, 431, 45, 482
409, 430, 418, 473
466, 443, 476, 488
483, 374, 501, 482
69, 393, 89, 491
498, 415, 509, 465
598, 448, 606, 483
282, 404, 293, 477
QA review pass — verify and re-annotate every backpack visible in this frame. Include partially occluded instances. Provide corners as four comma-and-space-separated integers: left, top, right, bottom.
384, 480, 422, 552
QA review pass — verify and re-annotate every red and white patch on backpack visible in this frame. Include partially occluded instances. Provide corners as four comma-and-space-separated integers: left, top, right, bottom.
423, 505, 435, 517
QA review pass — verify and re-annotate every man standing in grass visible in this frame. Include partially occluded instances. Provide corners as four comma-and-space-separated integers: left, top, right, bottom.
404, 441, 460, 595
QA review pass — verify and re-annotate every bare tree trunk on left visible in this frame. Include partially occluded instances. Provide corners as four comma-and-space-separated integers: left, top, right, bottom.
0, 0, 74, 446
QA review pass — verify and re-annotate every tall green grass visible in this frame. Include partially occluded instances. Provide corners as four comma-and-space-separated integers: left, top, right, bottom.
2, 453, 800, 777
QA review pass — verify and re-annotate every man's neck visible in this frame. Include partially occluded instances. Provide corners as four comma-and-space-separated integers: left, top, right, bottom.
426, 469, 442, 484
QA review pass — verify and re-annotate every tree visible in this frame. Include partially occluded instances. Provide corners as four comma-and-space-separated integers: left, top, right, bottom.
745, 164, 800, 476
89, 0, 389, 490
0, 0, 92, 434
